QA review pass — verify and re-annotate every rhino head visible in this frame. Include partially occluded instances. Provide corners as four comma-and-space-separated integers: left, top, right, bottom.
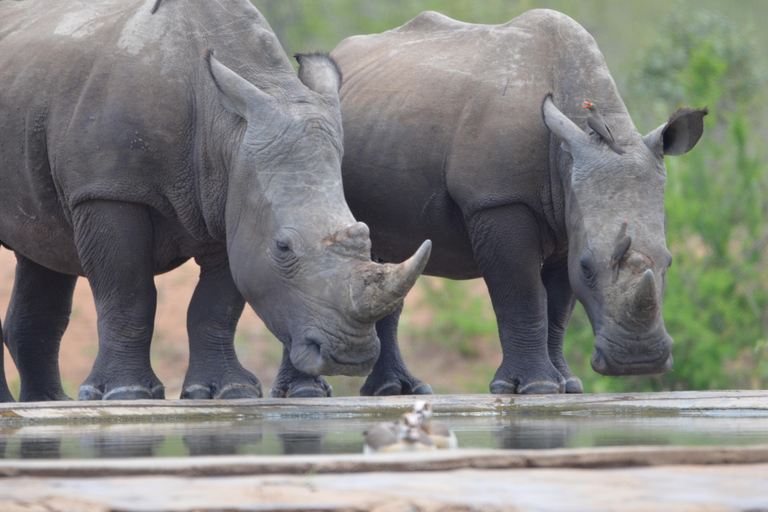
542, 94, 706, 377
206, 51, 430, 377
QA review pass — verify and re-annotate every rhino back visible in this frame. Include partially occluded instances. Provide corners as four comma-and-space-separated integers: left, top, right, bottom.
0, 0, 295, 274
334, 9, 630, 276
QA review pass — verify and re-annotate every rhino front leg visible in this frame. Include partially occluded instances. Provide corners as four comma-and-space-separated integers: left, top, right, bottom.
4, 253, 77, 401
467, 205, 565, 394
74, 201, 164, 400
181, 256, 262, 400
542, 259, 583, 393
269, 346, 333, 398
359, 303, 433, 396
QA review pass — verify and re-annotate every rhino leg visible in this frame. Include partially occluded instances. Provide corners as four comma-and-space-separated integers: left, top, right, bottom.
359, 303, 433, 396
180, 256, 262, 400
467, 205, 566, 394
542, 259, 583, 393
4, 253, 76, 401
74, 201, 164, 400
269, 346, 333, 398
0, 343, 14, 402
0, 319, 14, 402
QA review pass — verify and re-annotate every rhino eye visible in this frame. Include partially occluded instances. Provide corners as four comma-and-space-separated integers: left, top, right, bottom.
271, 229, 300, 274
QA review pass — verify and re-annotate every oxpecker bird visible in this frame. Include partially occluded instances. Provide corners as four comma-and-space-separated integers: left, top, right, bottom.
583, 101, 625, 155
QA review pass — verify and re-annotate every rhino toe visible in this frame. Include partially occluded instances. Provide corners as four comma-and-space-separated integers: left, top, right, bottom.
180, 384, 214, 400
215, 383, 263, 400
269, 375, 332, 398
103, 385, 158, 400
564, 377, 584, 394
78, 384, 104, 401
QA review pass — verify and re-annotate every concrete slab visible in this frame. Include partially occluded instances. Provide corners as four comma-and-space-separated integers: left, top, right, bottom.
0, 464, 767, 511
1, 390, 767, 423
1, 391, 767, 510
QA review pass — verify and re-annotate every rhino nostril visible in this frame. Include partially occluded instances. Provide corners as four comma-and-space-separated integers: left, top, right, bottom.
302, 328, 325, 351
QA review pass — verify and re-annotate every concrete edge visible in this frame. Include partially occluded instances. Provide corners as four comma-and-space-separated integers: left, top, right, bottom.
1, 445, 768, 478
1, 391, 768, 425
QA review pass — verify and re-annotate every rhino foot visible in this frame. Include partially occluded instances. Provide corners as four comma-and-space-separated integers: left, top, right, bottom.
490, 379, 563, 395
490, 364, 565, 395
78, 383, 165, 401
269, 375, 332, 398
359, 373, 433, 396
181, 374, 263, 400
564, 376, 584, 394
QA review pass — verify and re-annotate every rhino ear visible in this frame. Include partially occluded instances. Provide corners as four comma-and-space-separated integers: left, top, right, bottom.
541, 93, 590, 155
205, 49, 276, 120
643, 107, 708, 157
295, 52, 342, 102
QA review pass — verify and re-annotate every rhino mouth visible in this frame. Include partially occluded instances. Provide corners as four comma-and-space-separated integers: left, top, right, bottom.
591, 332, 674, 376
289, 327, 379, 376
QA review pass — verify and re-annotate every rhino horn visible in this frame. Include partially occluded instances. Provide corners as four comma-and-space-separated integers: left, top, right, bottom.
341, 222, 370, 243
350, 240, 432, 323
632, 269, 658, 322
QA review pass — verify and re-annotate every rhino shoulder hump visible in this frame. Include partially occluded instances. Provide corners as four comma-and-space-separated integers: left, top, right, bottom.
396, 11, 467, 33
508, 9, 591, 40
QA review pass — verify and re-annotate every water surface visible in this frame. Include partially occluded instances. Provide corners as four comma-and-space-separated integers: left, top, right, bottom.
2, 409, 767, 459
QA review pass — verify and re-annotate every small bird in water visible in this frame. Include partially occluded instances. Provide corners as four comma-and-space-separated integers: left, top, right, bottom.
363, 412, 437, 454
412, 400, 458, 449
583, 101, 625, 155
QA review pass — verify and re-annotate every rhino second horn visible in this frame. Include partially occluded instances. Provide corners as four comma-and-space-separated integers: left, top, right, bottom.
632, 269, 657, 322
342, 222, 370, 243
350, 240, 432, 323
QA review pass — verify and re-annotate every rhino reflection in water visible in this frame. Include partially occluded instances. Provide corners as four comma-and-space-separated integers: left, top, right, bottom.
0, 0, 430, 402
332, 10, 706, 395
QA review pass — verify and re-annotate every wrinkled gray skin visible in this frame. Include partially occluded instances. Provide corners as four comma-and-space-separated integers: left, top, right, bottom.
0, 0, 430, 402
332, 10, 706, 395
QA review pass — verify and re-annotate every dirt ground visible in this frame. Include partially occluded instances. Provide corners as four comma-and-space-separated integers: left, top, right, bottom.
0, 250, 501, 400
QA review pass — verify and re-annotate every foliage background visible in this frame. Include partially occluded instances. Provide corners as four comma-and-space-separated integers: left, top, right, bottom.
1, 0, 766, 397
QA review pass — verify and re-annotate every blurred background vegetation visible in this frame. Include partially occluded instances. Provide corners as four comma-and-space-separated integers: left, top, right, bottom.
251, 0, 768, 394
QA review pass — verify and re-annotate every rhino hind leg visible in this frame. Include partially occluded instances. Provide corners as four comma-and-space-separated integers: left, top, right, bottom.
359, 303, 433, 397
181, 257, 261, 400
269, 346, 332, 398
73, 201, 165, 401
3, 253, 77, 402
542, 259, 583, 394
467, 205, 566, 395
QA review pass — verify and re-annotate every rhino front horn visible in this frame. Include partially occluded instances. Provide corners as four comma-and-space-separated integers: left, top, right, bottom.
350, 240, 432, 323
632, 269, 657, 322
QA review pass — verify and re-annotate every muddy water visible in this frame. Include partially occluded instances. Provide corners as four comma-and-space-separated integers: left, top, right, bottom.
2, 410, 767, 459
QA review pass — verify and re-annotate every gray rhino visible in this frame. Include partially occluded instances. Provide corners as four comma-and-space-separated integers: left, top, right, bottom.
331, 10, 706, 395
0, 0, 430, 401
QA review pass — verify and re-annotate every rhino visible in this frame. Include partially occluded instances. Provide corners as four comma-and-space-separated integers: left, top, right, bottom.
0, 0, 430, 402
330, 10, 706, 395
